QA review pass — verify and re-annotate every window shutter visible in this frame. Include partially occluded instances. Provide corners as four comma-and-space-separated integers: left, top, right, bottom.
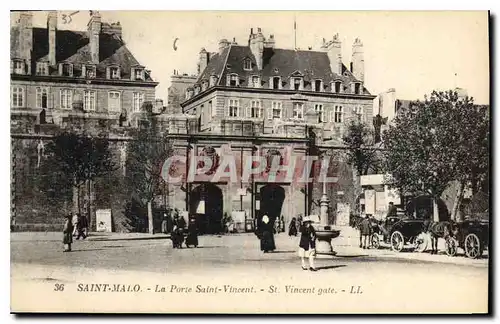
131, 68, 135, 80
106, 67, 110, 79
226, 75, 230, 86
10, 60, 13, 74
246, 105, 251, 118
81, 65, 86, 78
68, 64, 73, 77
58, 64, 63, 76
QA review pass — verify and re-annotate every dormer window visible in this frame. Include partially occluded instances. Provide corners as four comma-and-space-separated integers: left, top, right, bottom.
354, 82, 361, 94
292, 77, 303, 91
209, 75, 218, 87
201, 80, 208, 91
108, 66, 120, 79
134, 68, 144, 80
314, 79, 323, 92
60, 63, 73, 77
243, 58, 252, 71
12, 60, 24, 74
85, 65, 96, 78
194, 85, 200, 95
251, 75, 260, 88
36, 62, 49, 76
227, 73, 239, 87
334, 81, 342, 93
270, 76, 281, 90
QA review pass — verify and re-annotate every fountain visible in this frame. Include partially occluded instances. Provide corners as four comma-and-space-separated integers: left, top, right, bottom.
314, 179, 341, 257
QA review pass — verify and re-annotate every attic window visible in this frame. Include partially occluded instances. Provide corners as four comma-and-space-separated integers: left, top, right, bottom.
314, 80, 323, 92
209, 75, 218, 87
85, 65, 96, 78
36, 62, 49, 76
251, 76, 260, 88
12, 60, 24, 74
227, 74, 239, 87
110, 66, 120, 79
334, 81, 342, 93
271, 76, 281, 90
354, 83, 361, 94
201, 80, 208, 91
292, 77, 303, 91
243, 59, 252, 71
134, 68, 144, 80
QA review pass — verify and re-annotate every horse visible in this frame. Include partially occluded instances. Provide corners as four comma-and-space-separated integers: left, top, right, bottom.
424, 220, 455, 254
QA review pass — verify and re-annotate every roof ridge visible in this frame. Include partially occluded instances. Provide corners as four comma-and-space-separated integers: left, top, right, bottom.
217, 45, 232, 86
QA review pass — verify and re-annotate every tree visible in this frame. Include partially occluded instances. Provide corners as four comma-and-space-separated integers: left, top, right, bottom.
383, 90, 489, 221
126, 103, 174, 234
343, 120, 380, 176
45, 131, 115, 228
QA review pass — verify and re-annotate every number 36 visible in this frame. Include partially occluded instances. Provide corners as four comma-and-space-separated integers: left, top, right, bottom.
54, 284, 65, 292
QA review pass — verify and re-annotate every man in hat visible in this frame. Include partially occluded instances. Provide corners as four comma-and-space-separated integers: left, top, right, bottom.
298, 216, 317, 271
63, 213, 74, 252
359, 214, 372, 249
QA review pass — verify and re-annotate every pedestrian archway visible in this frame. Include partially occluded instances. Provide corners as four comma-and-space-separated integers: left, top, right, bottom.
190, 183, 223, 234
259, 184, 285, 226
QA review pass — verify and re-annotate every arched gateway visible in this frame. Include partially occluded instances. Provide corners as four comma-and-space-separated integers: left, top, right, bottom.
189, 183, 223, 234
258, 184, 285, 226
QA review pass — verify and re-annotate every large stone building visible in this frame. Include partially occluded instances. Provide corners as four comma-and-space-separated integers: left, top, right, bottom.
168, 28, 376, 233
11, 15, 377, 233
10, 11, 161, 231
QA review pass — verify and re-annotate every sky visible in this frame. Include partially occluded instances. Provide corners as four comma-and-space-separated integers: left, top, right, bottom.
20, 11, 489, 104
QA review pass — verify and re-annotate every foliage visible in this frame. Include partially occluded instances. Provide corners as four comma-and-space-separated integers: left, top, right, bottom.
383, 90, 489, 199
342, 120, 380, 176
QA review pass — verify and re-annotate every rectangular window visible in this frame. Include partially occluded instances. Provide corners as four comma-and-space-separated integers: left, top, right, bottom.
36, 62, 48, 76
62, 64, 73, 77
84, 90, 96, 111
36, 87, 49, 109
11, 86, 24, 107
229, 75, 238, 86
334, 81, 341, 93
86, 65, 96, 78
293, 102, 304, 119
133, 92, 145, 112
270, 101, 282, 119
60, 89, 73, 109
108, 91, 121, 112
228, 99, 239, 117
135, 69, 144, 80
244, 59, 252, 71
293, 78, 302, 91
252, 76, 260, 88
13, 61, 23, 74
315, 104, 325, 123
355, 83, 361, 94
354, 106, 364, 122
249, 100, 263, 118
314, 80, 322, 92
110, 67, 120, 79
334, 105, 343, 123
272, 77, 280, 89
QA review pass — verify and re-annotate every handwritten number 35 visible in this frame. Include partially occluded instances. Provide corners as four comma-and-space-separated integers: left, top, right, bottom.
54, 284, 65, 291
62, 14, 72, 24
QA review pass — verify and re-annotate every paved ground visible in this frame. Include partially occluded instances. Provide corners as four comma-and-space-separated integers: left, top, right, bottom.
10, 229, 489, 314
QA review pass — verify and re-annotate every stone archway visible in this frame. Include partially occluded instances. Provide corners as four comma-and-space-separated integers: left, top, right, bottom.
190, 183, 223, 234
259, 184, 286, 226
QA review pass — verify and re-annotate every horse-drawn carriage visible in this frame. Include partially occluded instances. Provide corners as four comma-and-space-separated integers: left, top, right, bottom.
445, 219, 489, 259
370, 214, 428, 252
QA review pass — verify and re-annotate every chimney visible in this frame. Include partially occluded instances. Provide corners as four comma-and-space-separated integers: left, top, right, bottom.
351, 38, 364, 81
321, 33, 342, 75
198, 47, 209, 75
47, 11, 57, 66
264, 34, 275, 49
218, 39, 230, 55
102, 22, 122, 38
249, 27, 265, 70
19, 11, 33, 73
87, 11, 102, 64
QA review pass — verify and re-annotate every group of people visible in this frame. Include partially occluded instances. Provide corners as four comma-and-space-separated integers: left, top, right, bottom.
257, 214, 318, 271
62, 212, 89, 252
169, 214, 199, 249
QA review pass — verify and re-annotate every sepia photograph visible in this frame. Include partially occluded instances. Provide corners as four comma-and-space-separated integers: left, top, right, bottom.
9, 9, 490, 314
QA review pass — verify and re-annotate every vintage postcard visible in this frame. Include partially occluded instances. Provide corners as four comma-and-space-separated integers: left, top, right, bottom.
10, 10, 490, 314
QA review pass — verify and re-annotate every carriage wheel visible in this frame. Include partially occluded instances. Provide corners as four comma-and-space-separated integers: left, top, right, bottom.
445, 237, 458, 257
414, 232, 428, 253
371, 233, 380, 249
465, 234, 483, 259
391, 231, 404, 252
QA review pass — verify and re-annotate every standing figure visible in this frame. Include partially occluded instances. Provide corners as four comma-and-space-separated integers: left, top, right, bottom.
185, 217, 199, 248
171, 214, 186, 249
280, 215, 285, 232
259, 215, 276, 253
288, 217, 298, 237
75, 214, 87, 240
161, 213, 168, 234
72, 213, 78, 236
387, 202, 398, 217
298, 217, 317, 271
63, 213, 74, 252
359, 215, 372, 249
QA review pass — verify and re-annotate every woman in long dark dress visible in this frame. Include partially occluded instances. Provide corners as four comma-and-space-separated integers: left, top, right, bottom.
185, 217, 199, 248
288, 217, 298, 237
63, 213, 74, 252
260, 215, 276, 253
